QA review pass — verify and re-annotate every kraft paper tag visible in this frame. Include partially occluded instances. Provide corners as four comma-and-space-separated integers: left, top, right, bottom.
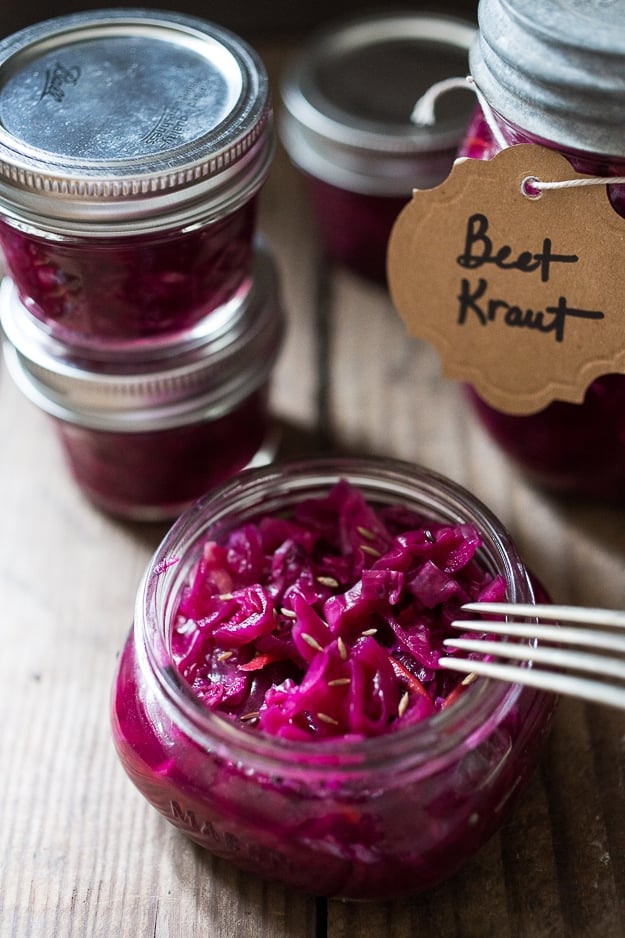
387, 143, 625, 415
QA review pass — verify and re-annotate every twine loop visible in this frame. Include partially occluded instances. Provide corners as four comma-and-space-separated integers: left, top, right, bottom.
411, 75, 625, 198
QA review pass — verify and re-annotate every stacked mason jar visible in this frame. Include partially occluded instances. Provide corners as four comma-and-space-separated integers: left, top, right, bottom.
0, 9, 284, 520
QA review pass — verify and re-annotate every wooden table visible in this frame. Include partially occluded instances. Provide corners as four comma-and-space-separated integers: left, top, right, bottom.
1, 42, 624, 938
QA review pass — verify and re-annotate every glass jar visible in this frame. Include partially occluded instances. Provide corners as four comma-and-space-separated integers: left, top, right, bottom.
1, 241, 285, 521
0, 9, 273, 350
458, 0, 625, 497
110, 456, 555, 900
280, 13, 476, 283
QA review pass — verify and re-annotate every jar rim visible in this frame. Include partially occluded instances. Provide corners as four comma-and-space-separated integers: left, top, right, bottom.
134, 456, 537, 778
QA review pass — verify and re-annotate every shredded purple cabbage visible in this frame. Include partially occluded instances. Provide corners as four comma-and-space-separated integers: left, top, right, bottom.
0, 202, 255, 343
171, 479, 506, 740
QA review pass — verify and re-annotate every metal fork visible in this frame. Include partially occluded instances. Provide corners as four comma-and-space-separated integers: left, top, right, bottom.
440, 602, 625, 710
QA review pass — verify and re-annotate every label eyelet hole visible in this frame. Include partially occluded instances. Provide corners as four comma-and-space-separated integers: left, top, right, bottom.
521, 176, 542, 200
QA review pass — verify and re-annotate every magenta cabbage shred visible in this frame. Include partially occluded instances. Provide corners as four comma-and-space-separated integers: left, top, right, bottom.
171, 479, 506, 741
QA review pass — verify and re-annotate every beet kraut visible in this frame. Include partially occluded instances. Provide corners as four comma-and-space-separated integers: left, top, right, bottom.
112, 458, 555, 900
171, 479, 506, 739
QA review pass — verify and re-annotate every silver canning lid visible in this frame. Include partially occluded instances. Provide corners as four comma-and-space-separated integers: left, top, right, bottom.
470, 0, 625, 156
1, 240, 285, 431
279, 12, 476, 195
0, 8, 273, 235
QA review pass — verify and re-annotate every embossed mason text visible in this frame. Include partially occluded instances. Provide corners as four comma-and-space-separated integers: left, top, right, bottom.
40, 62, 81, 103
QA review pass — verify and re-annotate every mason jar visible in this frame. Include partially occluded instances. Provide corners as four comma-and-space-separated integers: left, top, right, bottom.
280, 12, 475, 283
458, 0, 625, 497
1, 242, 285, 520
0, 9, 273, 349
110, 456, 555, 900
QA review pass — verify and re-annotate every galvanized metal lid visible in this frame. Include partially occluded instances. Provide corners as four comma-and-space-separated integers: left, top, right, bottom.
280, 12, 476, 195
1, 240, 285, 431
470, 0, 625, 156
0, 8, 273, 234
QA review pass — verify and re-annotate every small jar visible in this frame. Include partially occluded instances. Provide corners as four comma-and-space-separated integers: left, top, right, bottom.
1, 242, 285, 521
0, 9, 273, 349
110, 456, 555, 900
280, 13, 476, 283
459, 0, 625, 497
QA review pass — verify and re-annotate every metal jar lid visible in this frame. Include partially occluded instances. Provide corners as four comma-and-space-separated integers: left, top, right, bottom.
279, 12, 476, 195
1, 240, 285, 432
0, 8, 273, 235
470, 0, 625, 156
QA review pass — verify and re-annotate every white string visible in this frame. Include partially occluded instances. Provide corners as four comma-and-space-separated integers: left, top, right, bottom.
411, 74, 508, 149
465, 76, 509, 151
411, 73, 625, 197
410, 76, 474, 125
531, 175, 625, 191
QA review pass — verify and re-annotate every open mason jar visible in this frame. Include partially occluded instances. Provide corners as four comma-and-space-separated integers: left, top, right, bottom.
1, 241, 285, 521
0, 9, 273, 349
111, 456, 555, 900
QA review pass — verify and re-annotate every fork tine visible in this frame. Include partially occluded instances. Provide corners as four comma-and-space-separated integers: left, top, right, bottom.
439, 655, 625, 711
444, 637, 625, 682
462, 601, 625, 629
446, 602, 625, 711
452, 619, 625, 654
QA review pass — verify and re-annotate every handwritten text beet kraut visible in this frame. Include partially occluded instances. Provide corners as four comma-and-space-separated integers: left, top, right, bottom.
455, 213, 604, 342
